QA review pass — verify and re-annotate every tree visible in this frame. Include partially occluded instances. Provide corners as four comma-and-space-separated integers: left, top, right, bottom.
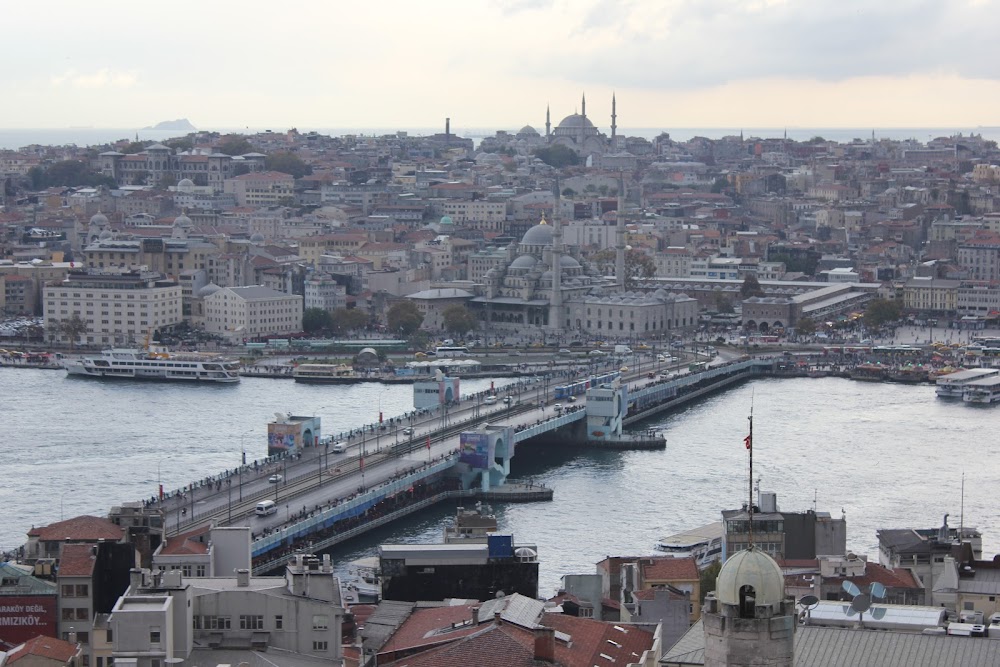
561, 187, 576, 197
165, 136, 194, 152
795, 316, 817, 336
30, 161, 117, 189
131, 170, 150, 186
302, 307, 333, 333
53, 313, 89, 350
387, 301, 424, 335
121, 141, 149, 154
532, 144, 580, 168
739, 274, 765, 299
710, 177, 728, 193
265, 152, 312, 178
713, 293, 735, 314
442, 305, 477, 336
330, 308, 368, 335
699, 560, 722, 603
217, 135, 253, 156
864, 298, 902, 329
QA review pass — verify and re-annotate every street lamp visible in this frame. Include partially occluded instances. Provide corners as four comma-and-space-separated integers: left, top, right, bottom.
239, 429, 255, 501
156, 457, 169, 502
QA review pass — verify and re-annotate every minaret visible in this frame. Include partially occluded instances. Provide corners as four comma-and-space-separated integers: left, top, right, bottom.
581, 93, 586, 119
611, 92, 617, 141
550, 181, 564, 332
615, 171, 626, 291
545, 104, 551, 139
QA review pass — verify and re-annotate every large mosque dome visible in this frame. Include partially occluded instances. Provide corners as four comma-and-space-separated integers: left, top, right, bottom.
521, 221, 554, 246
557, 113, 595, 130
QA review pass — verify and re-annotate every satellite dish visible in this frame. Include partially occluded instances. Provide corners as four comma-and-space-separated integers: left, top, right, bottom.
842, 581, 861, 598
850, 593, 872, 615
799, 595, 819, 610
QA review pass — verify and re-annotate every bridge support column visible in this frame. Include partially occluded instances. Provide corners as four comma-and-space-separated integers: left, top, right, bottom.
584, 382, 627, 441
456, 425, 514, 491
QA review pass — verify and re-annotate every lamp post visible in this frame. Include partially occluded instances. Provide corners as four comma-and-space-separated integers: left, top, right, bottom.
60, 488, 74, 521
239, 429, 254, 501
156, 457, 168, 502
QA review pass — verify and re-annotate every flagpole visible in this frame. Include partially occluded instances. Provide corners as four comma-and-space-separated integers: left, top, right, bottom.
748, 410, 753, 549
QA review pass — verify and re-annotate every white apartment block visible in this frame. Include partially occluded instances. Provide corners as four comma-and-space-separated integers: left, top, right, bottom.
439, 200, 507, 230
203, 285, 303, 342
304, 275, 347, 311
223, 171, 295, 207
44, 270, 183, 346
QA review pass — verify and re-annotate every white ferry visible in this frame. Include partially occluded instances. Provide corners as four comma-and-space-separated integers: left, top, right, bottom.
963, 375, 1000, 404
292, 363, 355, 383
64, 348, 241, 383
935, 368, 999, 398
654, 521, 724, 569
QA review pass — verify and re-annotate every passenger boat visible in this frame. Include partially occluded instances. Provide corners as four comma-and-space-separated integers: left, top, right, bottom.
444, 504, 498, 543
887, 365, 929, 384
64, 347, 241, 383
936, 368, 999, 398
292, 363, 356, 383
654, 521, 724, 569
849, 364, 887, 382
963, 376, 1000, 404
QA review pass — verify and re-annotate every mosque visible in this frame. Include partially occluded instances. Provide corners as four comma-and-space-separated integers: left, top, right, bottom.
499, 93, 619, 161
467, 189, 698, 338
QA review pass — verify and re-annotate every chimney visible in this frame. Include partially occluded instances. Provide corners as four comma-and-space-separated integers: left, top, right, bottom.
494, 611, 502, 626
129, 568, 144, 592
472, 606, 480, 625
445, 118, 451, 137
533, 626, 555, 662
236, 568, 250, 587
322, 553, 332, 572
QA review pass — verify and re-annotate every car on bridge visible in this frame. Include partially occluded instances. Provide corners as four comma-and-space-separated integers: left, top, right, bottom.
268, 474, 283, 484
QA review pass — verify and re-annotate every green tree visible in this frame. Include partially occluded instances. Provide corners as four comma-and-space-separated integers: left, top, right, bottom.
863, 298, 902, 329
302, 307, 333, 333
711, 177, 728, 193
795, 316, 817, 336
32, 161, 117, 189
713, 293, 735, 314
589, 248, 656, 289
387, 301, 424, 335
217, 135, 253, 156
52, 313, 89, 350
532, 144, 580, 168
131, 170, 150, 186
165, 136, 194, 152
442, 305, 477, 337
699, 559, 722, 603
739, 274, 766, 299
265, 152, 312, 178
121, 141, 149, 154
561, 187, 576, 197
330, 308, 368, 335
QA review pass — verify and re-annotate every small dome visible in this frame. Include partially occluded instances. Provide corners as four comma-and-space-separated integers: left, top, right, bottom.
440, 215, 454, 226
716, 547, 785, 608
98, 229, 113, 241
250, 232, 265, 244
90, 212, 109, 227
177, 178, 195, 191
516, 125, 540, 137
559, 255, 582, 269
198, 283, 222, 298
510, 255, 538, 270
521, 221, 554, 246
173, 213, 193, 228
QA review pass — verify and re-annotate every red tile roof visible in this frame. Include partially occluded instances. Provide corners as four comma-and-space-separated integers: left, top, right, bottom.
640, 556, 699, 582
379, 603, 481, 656
543, 614, 654, 667
380, 623, 548, 667
7, 635, 80, 664
28, 516, 123, 543
158, 525, 210, 556
58, 543, 97, 577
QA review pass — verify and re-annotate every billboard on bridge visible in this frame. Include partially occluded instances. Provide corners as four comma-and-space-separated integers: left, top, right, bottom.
459, 432, 490, 469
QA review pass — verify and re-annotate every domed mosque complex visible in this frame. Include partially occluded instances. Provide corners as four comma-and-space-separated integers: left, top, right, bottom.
468, 191, 698, 337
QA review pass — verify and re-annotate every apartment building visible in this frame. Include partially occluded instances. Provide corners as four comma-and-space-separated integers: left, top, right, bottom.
203, 285, 303, 342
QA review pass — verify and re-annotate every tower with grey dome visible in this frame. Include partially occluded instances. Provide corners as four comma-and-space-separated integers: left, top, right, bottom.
701, 547, 796, 667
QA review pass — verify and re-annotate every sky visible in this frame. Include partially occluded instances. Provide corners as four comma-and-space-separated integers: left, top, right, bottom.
2, 0, 1000, 131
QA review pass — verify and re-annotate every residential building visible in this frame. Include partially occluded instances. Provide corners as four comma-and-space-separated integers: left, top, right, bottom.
3, 635, 82, 666
223, 171, 295, 208
903, 276, 960, 314
304, 274, 347, 311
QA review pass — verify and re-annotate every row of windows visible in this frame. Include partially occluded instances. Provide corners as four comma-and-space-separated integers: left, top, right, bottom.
61, 584, 89, 597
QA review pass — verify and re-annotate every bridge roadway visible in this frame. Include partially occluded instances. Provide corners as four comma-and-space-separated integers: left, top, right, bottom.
157, 354, 726, 550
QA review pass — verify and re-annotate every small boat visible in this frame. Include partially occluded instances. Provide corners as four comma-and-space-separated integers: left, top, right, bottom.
343, 556, 380, 602
654, 521, 724, 569
850, 364, 887, 382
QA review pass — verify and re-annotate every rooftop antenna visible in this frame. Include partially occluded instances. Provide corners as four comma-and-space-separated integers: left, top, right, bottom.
745, 391, 754, 548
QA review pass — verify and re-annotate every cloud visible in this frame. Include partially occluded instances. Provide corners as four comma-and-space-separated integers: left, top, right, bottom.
50, 68, 138, 89
510, 0, 1000, 91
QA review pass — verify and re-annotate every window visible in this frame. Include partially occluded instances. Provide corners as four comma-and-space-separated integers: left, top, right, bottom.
240, 615, 264, 630
62, 607, 75, 621
150, 629, 161, 644
195, 565, 206, 577
312, 641, 328, 651
61, 584, 75, 598
312, 614, 328, 630
275, 615, 283, 630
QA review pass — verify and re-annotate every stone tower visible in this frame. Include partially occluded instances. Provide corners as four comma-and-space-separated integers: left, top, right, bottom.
702, 547, 795, 667
545, 104, 551, 139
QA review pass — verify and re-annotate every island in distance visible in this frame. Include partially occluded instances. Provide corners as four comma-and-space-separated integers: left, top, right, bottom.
142, 118, 197, 131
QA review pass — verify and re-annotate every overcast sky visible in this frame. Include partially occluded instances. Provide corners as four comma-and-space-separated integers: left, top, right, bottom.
3, 0, 999, 131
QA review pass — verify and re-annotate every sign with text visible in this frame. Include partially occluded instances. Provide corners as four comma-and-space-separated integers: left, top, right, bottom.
0, 596, 57, 650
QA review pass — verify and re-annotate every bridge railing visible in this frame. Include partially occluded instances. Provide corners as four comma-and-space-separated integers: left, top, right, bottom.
514, 409, 585, 443
251, 455, 458, 557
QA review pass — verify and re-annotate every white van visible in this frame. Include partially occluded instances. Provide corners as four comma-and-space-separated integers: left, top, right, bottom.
484, 395, 498, 405
255, 500, 277, 516
331, 442, 347, 454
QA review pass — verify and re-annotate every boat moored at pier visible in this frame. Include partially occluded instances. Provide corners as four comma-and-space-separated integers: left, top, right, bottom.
936, 368, 999, 398
963, 376, 1000, 404
654, 521, 724, 569
64, 348, 241, 382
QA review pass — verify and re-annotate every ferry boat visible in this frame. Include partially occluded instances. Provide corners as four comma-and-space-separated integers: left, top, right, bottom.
849, 364, 887, 382
887, 365, 930, 384
654, 521, 724, 569
292, 363, 355, 383
64, 348, 241, 383
963, 376, 1000, 404
936, 368, 999, 398
444, 504, 498, 543
343, 556, 380, 602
